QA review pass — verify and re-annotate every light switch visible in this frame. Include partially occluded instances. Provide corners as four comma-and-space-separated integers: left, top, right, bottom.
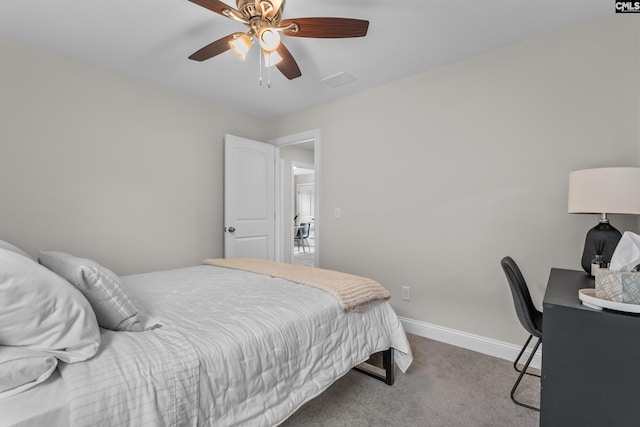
334, 207, 341, 219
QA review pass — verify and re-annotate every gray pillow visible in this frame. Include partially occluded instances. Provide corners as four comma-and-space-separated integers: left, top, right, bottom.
0, 240, 33, 260
0, 346, 58, 398
38, 251, 145, 332
0, 249, 100, 363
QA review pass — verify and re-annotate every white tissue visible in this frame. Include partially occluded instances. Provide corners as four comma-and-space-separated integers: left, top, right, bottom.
609, 231, 640, 272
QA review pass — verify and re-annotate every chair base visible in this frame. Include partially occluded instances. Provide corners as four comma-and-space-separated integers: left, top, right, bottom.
294, 238, 310, 253
511, 335, 541, 412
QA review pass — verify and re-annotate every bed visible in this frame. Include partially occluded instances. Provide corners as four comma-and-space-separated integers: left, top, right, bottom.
0, 242, 413, 427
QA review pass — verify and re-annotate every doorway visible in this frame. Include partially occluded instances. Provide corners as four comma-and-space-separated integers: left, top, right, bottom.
292, 163, 315, 266
270, 129, 321, 267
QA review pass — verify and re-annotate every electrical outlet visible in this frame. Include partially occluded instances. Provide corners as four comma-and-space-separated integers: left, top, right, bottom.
401, 286, 411, 301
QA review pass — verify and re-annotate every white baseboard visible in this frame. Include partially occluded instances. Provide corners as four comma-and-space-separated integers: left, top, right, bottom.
399, 317, 541, 370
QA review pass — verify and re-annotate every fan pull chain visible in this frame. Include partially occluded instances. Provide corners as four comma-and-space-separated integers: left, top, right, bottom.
268, 57, 272, 88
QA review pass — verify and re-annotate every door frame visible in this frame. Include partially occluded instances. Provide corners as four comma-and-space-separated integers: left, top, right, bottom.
291, 161, 314, 261
269, 129, 321, 267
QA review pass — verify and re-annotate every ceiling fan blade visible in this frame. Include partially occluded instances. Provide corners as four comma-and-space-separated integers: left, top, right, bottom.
189, 0, 241, 19
275, 43, 301, 80
280, 17, 369, 38
188, 33, 238, 61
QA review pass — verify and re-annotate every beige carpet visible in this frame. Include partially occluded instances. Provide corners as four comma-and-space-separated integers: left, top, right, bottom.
281, 333, 540, 426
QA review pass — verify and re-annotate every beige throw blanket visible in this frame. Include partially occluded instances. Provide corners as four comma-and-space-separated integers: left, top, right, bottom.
203, 258, 390, 311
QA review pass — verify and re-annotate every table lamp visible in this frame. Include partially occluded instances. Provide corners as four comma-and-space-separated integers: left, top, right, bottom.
568, 167, 640, 273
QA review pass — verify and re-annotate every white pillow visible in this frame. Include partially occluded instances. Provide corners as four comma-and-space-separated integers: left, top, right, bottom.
38, 251, 146, 332
0, 239, 33, 260
0, 346, 58, 399
0, 249, 100, 363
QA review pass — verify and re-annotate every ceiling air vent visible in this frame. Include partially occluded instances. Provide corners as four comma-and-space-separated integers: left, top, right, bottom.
321, 72, 357, 88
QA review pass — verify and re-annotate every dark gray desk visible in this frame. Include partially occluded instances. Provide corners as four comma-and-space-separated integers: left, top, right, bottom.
541, 268, 640, 426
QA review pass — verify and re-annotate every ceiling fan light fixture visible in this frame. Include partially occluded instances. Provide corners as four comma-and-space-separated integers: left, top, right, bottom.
263, 49, 282, 67
255, 0, 272, 17
258, 27, 280, 52
188, 0, 369, 82
229, 33, 253, 60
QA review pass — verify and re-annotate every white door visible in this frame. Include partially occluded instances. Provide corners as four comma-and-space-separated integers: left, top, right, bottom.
296, 183, 314, 223
224, 134, 275, 260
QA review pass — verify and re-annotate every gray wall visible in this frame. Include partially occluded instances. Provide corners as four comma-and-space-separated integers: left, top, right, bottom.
267, 16, 640, 344
0, 37, 268, 275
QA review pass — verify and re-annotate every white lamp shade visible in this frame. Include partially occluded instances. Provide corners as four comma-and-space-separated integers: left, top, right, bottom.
263, 50, 282, 67
229, 33, 252, 60
568, 167, 640, 214
258, 28, 280, 52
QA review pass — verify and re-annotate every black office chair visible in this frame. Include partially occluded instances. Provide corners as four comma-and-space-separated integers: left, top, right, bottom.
500, 256, 542, 412
294, 223, 310, 253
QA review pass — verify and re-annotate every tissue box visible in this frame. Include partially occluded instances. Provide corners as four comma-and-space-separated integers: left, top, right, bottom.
595, 269, 640, 304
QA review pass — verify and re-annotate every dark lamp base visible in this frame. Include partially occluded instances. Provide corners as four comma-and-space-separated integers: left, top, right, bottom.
580, 222, 622, 274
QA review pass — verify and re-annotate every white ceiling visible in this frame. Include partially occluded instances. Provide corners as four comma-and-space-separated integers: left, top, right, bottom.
0, 1, 611, 119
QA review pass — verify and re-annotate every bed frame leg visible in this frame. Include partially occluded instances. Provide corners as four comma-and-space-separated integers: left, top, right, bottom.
353, 348, 395, 385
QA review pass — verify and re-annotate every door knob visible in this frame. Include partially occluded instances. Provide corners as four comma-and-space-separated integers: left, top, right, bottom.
227, 226, 236, 233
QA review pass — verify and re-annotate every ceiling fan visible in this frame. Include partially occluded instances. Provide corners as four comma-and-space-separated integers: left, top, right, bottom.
188, 0, 369, 84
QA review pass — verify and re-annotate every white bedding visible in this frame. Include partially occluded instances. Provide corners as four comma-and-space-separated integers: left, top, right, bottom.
19, 265, 413, 426
0, 370, 69, 427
